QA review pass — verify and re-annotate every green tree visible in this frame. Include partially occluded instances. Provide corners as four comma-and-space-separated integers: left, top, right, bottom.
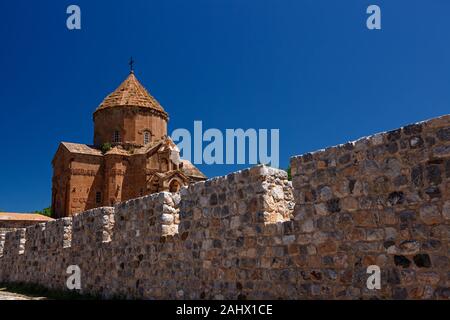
34, 207, 52, 217
101, 142, 112, 154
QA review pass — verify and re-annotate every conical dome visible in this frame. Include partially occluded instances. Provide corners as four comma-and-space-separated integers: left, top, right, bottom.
95, 72, 167, 116
93, 71, 169, 146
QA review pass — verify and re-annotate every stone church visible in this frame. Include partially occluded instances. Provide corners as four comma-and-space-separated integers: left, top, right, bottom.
51, 68, 206, 218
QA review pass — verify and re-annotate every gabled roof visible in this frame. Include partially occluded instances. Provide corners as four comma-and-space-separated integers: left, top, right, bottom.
154, 170, 189, 181
133, 140, 164, 155
0, 212, 53, 222
54, 140, 206, 180
180, 160, 207, 179
60, 142, 103, 156
95, 72, 167, 116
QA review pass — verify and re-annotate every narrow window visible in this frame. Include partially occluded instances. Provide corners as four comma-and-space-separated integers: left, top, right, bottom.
96, 191, 102, 204
144, 131, 150, 145
113, 130, 120, 143
169, 180, 181, 193
161, 158, 169, 171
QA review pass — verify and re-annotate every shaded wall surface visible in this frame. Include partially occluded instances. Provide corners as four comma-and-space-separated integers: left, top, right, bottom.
1, 114, 450, 299
289, 114, 450, 299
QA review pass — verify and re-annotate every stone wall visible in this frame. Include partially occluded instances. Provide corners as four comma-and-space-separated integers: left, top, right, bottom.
289, 114, 450, 299
0, 166, 295, 299
0, 231, 7, 257
0, 114, 449, 299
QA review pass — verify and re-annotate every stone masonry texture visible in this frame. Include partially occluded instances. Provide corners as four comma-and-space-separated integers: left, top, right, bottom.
1, 114, 450, 299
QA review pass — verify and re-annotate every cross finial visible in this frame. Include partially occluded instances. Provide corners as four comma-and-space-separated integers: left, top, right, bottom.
129, 57, 135, 73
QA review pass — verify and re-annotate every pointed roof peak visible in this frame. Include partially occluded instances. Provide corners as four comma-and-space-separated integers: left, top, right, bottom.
95, 71, 167, 116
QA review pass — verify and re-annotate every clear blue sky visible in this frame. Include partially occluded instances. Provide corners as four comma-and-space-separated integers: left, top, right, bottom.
1, 0, 449, 212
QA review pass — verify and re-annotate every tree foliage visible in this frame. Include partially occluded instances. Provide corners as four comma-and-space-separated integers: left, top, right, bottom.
34, 207, 52, 217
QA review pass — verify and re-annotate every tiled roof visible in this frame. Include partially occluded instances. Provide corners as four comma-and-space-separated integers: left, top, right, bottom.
0, 213, 53, 222
61, 142, 103, 156
104, 146, 130, 156
132, 140, 163, 154
181, 160, 207, 179
59, 140, 206, 179
61, 141, 161, 157
95, 72, 167, 115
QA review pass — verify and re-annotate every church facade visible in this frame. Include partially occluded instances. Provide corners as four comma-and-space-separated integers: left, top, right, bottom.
51, 69, 206, 218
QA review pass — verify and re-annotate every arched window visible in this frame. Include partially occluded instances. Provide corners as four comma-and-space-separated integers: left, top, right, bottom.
169, 180, 181, 193
113, 130, 121, 143
144, 131, 151, 145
